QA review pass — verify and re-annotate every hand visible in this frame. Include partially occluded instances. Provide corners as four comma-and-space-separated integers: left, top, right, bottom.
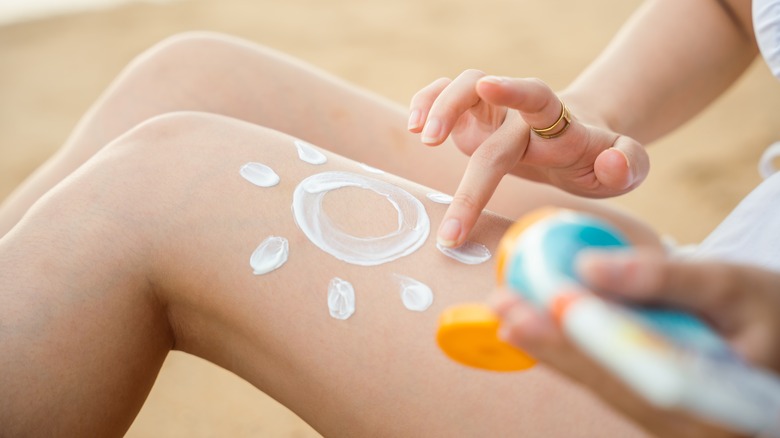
408, 70, 649, 247
490, 249, 780, 437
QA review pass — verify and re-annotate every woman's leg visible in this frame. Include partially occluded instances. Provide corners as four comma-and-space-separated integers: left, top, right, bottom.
0, 112, 648, 437
0, 32, 658, 246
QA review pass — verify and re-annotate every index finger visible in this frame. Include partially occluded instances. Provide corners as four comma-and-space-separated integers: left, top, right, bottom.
437, 120, 527, 247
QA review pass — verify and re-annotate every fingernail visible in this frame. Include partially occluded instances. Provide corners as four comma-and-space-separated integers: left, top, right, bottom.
611, 147, 633, 183
498, 305, 541, 342
437, 218, 461, 247
421, 118, 442, 144
480, 75, 508, 85
408, 109, 422, 131
577, 250, 629, 285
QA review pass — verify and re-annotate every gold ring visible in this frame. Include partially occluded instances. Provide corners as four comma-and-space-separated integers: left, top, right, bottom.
531, 99, 571, 139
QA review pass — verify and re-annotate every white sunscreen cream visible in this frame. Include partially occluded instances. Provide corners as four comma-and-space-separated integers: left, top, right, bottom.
292, 171, 430, 266
436, 241, 491, 265
240, 162, 280, 187
394, 274, 433, 312
358, 163, 385, 174
294, 139, 328, 165
249, 236, 289, 275
328, 277, 356, 320
426, 192, 454, 204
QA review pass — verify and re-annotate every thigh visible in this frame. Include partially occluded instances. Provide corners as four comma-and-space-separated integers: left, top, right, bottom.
0, 32, 462, 234
103, 112, 651, 436
2, 111, 650, 436
0, 32, 659, 248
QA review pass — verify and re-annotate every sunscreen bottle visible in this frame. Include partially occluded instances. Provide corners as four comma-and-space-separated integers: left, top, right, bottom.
436, 207, 780, 435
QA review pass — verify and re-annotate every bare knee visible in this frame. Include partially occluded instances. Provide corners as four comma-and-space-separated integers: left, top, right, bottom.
133, 31, 254, 70
119, 32, 278, 104
0, 118, 214, 437
19, 112, 241, 343
16, 113, 221, 266
104, 110, 259, 164
93, 111, 293, 229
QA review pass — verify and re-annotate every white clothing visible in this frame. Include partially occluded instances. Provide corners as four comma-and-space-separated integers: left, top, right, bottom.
694, 171, 780, 272
754, 0, 780, 80
689, 2, 780, 271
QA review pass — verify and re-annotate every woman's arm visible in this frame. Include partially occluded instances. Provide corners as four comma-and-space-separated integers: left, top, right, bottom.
412, 0, 760, 246
562, 0, 758, 143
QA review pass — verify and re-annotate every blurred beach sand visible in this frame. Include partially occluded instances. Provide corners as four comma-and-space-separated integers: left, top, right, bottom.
1, 0, 779, 436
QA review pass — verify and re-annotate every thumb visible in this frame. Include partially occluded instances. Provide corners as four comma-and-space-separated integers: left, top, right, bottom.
593, 135, 649, 191
575, 249, 754, 329
437, 123, 526, 247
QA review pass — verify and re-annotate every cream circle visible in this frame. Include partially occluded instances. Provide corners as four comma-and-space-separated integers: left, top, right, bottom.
292, 171, 430, 266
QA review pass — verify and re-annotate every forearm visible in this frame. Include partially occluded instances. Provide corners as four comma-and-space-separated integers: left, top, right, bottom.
561, 0, 758, 144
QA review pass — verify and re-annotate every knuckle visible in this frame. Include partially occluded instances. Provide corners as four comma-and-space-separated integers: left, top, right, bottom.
423, 77, 452, 93
525, 77, 548, 89
658, 259, 744, 309
411, 78, 451, 106
432, 77, 452, 88
433, 99, 464, 120
707, 265, 747, 305
473, 142, 517, 171
524, 77, 554, 113
459, 68, 487, 79
528, 98, 550, 115
451, 191, 482, 213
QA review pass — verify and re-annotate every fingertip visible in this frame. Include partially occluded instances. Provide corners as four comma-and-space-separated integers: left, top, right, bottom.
596, 137, 649, 192
594, 148, 633, 190
487, 287, 521, 315
437, 198, 485, 248
498, 302, 560, 351
407, 108, 423, 132
421, 117, 444, 145
436, 217, 463, 248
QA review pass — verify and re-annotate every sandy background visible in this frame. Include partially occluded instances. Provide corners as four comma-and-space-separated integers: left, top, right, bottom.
1, 0, 779, 436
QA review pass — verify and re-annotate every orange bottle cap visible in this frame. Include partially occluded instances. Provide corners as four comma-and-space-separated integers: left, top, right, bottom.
436, 303, 536, 372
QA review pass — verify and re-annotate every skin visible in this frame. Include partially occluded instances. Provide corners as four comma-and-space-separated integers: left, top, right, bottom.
409, 0, 758, 248
0, 0, 774, 436
0, 34, 656, 245
406, 0, 780, 434
0, 32, 661, 436
491, 250, 780, 438
0, 111, 652, 436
